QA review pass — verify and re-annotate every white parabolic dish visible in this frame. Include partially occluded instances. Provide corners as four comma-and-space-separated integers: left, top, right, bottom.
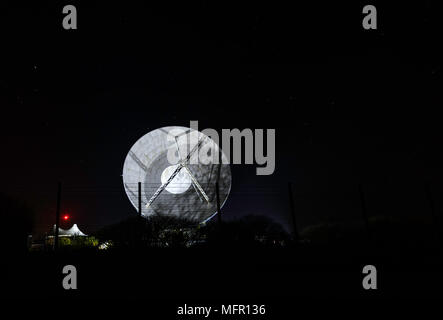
122, 126, 231, 223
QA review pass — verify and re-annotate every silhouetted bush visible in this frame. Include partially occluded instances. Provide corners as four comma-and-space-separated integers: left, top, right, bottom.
94, 214, 288, 249
0, 193, 34, 254
300, 215, 440, 249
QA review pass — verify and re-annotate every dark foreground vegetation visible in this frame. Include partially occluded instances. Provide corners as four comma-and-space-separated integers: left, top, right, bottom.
3, 193, 443, 302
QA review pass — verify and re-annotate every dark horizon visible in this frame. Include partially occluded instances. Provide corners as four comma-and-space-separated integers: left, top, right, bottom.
1, 2, 442, 238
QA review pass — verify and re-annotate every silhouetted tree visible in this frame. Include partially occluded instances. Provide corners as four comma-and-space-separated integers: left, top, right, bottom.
0, 193, 34, 254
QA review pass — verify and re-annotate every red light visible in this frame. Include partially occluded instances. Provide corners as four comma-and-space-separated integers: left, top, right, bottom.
63, 215, 69, 221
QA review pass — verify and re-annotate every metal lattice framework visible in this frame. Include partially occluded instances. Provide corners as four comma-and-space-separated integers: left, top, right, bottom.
122, 126, 231, 223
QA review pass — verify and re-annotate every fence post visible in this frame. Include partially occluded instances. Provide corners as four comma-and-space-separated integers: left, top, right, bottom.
138, 182, 142, 216
358, 184, 371, 242
216, 182, 222, 224
288, 182, 300, 242
54, 182, 61, 251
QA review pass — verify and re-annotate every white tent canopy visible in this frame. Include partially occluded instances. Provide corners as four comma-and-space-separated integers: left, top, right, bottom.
51, 224, 87, 237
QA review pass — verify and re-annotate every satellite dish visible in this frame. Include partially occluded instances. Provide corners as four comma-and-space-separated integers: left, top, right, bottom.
122, 126, 231, 223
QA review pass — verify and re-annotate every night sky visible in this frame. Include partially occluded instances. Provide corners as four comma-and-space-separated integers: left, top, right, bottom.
1, 2, 442, 236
